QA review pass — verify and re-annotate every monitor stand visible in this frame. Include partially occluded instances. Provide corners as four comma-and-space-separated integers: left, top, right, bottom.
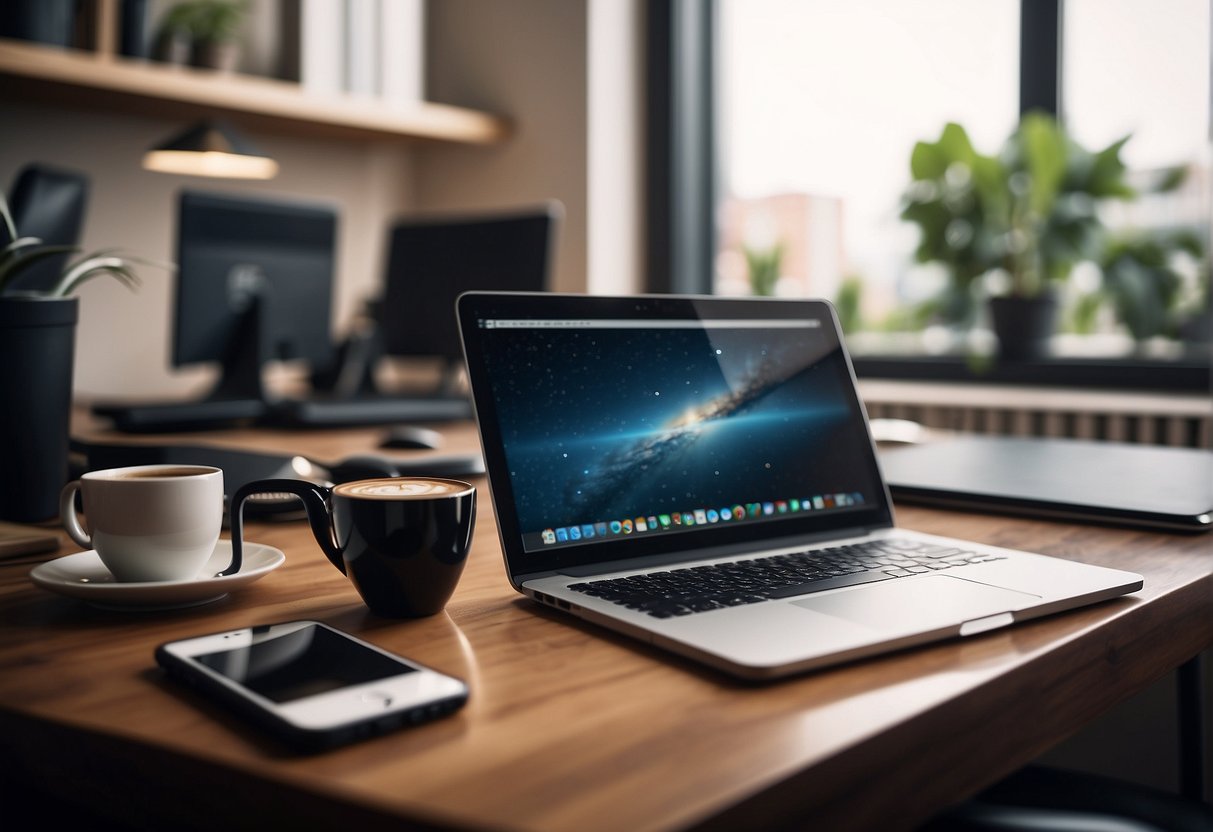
91, 300, 273, 433
268, 322, 472, 428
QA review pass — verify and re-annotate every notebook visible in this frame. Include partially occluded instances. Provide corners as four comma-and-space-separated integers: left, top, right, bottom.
881, 435, 1213, 533
456, 293, 1144, 680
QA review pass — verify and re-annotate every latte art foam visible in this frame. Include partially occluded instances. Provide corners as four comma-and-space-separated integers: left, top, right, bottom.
334, 478, 471, 500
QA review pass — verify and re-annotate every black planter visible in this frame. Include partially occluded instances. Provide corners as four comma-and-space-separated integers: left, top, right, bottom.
0, 296, 78, 522
988, 294, 1057, 362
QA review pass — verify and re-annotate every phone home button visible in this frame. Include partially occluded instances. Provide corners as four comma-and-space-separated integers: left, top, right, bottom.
361, 691, 394, 708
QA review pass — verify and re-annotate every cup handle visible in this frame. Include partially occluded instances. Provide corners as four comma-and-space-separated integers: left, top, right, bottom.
59, 480, 92, 549
229, 479, 344, 577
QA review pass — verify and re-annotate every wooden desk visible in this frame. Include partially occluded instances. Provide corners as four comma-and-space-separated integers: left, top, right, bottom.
1, 420, 1210, 831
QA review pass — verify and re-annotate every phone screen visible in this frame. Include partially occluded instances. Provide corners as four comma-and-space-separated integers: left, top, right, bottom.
195, 623, 417, 704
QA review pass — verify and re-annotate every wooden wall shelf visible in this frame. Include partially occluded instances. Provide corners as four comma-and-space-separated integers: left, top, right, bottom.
0, 39, 511, 145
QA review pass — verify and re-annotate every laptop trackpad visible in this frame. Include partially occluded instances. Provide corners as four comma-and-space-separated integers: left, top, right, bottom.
791, 575, 1040, 632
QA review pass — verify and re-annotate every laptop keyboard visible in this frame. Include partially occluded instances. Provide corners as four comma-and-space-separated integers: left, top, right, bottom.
567, 539, 1005, 618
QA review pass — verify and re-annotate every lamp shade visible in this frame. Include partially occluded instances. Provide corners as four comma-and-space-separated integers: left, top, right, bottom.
143, 120, 279, 180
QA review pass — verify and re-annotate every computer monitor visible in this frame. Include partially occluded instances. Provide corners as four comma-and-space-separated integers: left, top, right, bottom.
377, 203, 559, 382
173, 190, 338, 401
5, 163, 89, 292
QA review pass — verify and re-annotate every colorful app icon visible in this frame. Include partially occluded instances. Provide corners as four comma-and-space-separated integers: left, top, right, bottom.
813, 496, 825, 510
824, 496, 835, 508
595, 522, 608, 536
694, 509, 707, 525
706, 509, 720, 523
648, 516, 659, 530
555, 527, 569, 542
635, 517, 648, 532
746, 503, 761, 518
790, 499, 801, 512
672, 513, 682, 526
733, 505, 746, 520
775, 500, 788, 514
609, 520, 623, 534
682, 512, 695, 526
541, 529, 556, 544
622, 519, 634, 533
581, 524, 595, 539
659, 514, 672, 528
719, 507, 732, 520
569, 526, 582, 540
762, 502, 775, 516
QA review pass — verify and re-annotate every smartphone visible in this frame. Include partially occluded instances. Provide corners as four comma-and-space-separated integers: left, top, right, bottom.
155, 620, 468, 751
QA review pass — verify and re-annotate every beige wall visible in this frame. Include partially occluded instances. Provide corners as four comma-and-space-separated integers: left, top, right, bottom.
1, 0, 644, 401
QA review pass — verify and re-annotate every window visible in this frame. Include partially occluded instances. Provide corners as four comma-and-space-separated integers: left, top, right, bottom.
659, 0, 1213, 389
717, 0, 1019, 320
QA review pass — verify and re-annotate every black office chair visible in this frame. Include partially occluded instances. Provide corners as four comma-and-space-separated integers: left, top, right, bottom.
922, 765, 1211, 832
923, 658, 1211, 832
4, 163, 90, 292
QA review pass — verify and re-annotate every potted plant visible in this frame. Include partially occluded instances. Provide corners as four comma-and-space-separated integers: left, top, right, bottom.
154, 0, 247, 72
745, 242, 784, 297
0, 195, 163, 522
901, 113, 1136, 360
153, 2, 196, 66
1096, 229, 1205, 342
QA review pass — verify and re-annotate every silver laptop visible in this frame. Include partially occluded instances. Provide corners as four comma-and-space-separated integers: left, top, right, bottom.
456, 292, 1144, 680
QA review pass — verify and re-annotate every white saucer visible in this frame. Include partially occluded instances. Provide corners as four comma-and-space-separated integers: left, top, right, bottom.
29, 540, 285, 611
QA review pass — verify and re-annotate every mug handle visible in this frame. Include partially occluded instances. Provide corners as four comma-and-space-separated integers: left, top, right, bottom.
229, 479, 346, 577
59, 480, 92, 549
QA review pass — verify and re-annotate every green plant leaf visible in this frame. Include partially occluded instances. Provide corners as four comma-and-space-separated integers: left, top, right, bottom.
48, 257, 141, 298
909, 140, 946, 180
0, 193, 17, 242
1151, 165, 1189, 193
1085, 135, 1135, 199
0, 244, 79, 294
0, 236, 48, 268
1018, 112, 1067, 217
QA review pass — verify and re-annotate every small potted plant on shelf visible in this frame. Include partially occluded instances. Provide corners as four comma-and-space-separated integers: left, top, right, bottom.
0, 195, 167, 522
155, 0, 247, 72
900, 113, 1136, 360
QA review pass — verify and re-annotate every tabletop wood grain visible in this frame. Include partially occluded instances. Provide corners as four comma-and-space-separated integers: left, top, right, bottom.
0, 416, 1209, 831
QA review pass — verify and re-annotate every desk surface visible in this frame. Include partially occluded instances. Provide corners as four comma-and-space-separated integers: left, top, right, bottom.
1, 418, 1210, 832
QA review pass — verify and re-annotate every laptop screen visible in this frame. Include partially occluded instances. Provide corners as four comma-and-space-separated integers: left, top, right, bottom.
458, 293, 893, 574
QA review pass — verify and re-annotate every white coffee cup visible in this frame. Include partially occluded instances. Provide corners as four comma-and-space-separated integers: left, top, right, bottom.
59, 464, 226, 582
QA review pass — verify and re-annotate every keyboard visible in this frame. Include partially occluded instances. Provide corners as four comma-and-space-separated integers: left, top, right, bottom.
568, 539, 1005, 618
268, 395, 473, 427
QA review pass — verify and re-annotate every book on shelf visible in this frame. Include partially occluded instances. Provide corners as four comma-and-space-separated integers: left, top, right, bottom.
295, 0, 423, 102
379, 0, 425, 106
344, 0, 378, 97
299, 0, 343, 95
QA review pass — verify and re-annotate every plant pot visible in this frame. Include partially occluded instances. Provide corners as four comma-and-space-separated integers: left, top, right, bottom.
0, 295, 78, 522
988, 293, 1057, 362
154, 30, 192, 65
191, 40, 240, 73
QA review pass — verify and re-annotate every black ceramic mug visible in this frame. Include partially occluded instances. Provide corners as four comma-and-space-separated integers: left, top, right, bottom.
230, 477, 476, 617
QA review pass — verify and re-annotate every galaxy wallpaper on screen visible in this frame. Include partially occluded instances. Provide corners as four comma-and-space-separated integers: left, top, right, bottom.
480, 322, 875, 545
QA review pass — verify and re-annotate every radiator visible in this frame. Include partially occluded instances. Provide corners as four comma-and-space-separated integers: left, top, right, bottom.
857, 380, 1213, 449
